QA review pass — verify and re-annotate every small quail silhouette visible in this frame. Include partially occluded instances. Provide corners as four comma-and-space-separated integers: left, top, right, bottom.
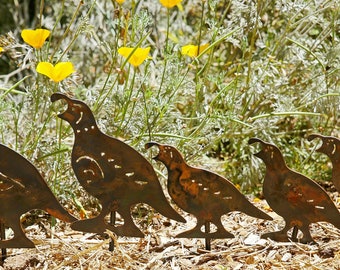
0, 144, 77, 248
145, 142, 272, 238
249, 138, 340, 244
308, 134, 340, 193
51, 93, 185, 237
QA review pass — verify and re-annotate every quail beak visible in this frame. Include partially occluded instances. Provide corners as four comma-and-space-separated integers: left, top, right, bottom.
307, 134, 324, 152
145, 142, 161, 160
248, 138, 266, 157
50, 92, 73, 120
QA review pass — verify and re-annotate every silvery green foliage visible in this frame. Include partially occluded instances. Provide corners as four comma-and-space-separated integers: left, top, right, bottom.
0, 0, 338, 197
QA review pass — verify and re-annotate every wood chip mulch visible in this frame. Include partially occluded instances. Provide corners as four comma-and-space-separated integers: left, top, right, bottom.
1, 195, 339, 270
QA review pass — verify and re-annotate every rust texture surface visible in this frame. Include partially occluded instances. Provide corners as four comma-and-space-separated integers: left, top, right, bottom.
0, 144, 76, 248
51, 93, 185, 238
145, 142, 272, 242
249, 138, 340, 244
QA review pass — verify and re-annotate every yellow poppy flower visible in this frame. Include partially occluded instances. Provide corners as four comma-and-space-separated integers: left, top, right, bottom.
115, 0, 125, 4
118, 47, 151, 67
21, 29, 51, 49
36, 62, 75, 83
181, 44, 210, 58
0, 47, 3, 53
159, 0, 182, 8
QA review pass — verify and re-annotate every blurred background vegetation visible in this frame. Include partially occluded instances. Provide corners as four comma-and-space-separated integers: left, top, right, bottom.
0, 0, 339, 215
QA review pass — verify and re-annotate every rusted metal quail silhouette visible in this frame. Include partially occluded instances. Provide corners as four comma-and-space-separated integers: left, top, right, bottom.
249, 138, 340, 244
51, 93, 186, 237
0, 143, 77, 248
145, 142, 273, 244
308, 134, 340, 193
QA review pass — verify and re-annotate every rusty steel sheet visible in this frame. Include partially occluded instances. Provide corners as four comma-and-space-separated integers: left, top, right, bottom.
145, 142, 272, 247
0, 144, 77, 248
51, 93, 186, 238
308, 134, 340, 193
248, 138, 340, 244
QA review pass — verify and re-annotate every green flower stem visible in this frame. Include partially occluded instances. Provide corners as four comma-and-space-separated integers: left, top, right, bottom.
124, 65, 151, 140
156, 8, 170, 100
118, 67, 136, 132
249, 111, 323, 121
0, 76, 29, 100
296, 93, 340, 110
57, 2, 96, 63
93, 51, 118, 113
38, 0, 44, 27
148, 65, 191, 133
94, 32, 150, 113
190, 0, 206, 130
196, 0, 205, 56
47, 0, 65, 59
50, 0, 83, 61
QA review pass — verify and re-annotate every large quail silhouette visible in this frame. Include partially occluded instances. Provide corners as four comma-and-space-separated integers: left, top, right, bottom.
0, 144, 77, 248
51, 93, 185, 237
308, 134, 340, 193
145, 142, 272, 239
249, 138, 340, 244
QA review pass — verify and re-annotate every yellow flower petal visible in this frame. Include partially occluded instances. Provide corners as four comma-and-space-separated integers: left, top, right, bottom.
181, 44, 210, 58
118, 47, 151, 67
36, 62, 54, 79
159, 0, 182, 8
198, 43, 210, 55
181, 45, 197, 58
36, 62, 75, 83
21, 29, 51, 49
115, 0, 125, 4
0, 47, 3, 53
53, 62, 75, 82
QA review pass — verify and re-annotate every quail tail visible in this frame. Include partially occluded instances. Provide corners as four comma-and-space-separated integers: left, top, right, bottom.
330, 212, 340, 230
335, 219, 340, 230
44, 197, 77, 223
241, 199, 273, 221
151, 197, 186, 223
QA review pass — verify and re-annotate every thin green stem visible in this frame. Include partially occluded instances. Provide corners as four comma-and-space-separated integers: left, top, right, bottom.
119, 68, 136, 132
196, 0, 205, 56
245, 0, 261, 89
156, 8, 170, 100
190, 0, 206, 129
38, 0, 44, 28
249, 111, 323, 121
47, 0, 65, 60
296, 93, 340, 110
0, 76, 30, 100
58, 2, 96, 62
50, 0, 83, 61
94, 32, 150, 112
286, 37, 325, 71
165, 8, 170, 53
